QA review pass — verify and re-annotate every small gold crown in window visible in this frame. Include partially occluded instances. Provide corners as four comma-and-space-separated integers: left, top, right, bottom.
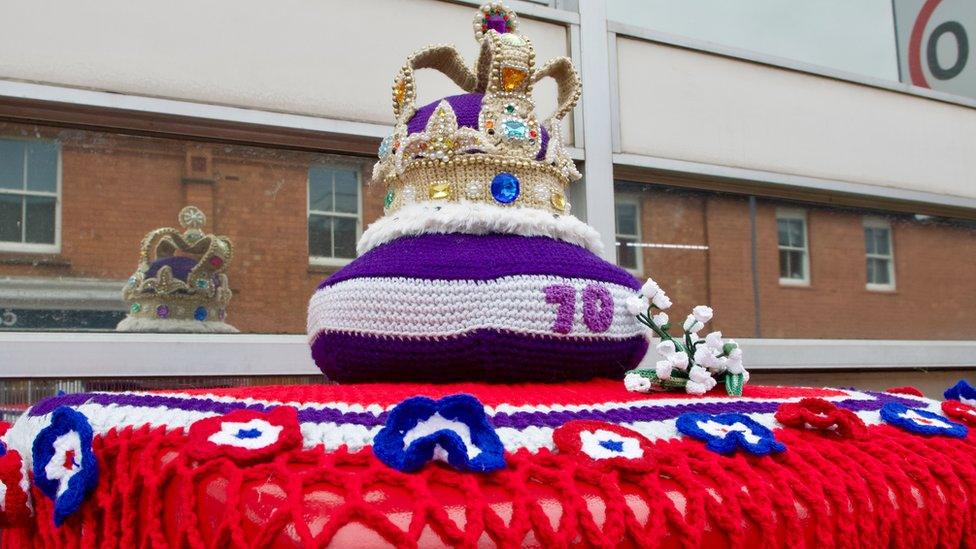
117, 206, 237, 332
372, 2, 581, 216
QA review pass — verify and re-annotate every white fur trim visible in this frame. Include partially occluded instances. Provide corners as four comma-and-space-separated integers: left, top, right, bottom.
357, 201, 603, 255
115, 317, 239, 333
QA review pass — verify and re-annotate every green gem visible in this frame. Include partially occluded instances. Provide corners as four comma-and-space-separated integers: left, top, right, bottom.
384, 189, 395, 208
505, 104, 515, 114
130, 303, 141, 313
196, 279, 208, 288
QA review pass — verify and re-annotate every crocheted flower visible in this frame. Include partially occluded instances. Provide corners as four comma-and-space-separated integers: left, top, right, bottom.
0, 446, 32, 528
880, 402, 967, 438
775, 398, 866, 439
187, 406, 302, 464
944, 380, 976, 406
552, 420, 655, 471
942, 400, 976, 427
677, 412, 786, 456
373, 394, 505, 473
31, 407, 98, 526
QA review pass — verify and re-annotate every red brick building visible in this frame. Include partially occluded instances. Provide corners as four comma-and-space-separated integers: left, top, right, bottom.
2, 121, 974, 340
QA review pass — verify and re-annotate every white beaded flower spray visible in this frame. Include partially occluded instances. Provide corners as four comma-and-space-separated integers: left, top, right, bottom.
624, 278, 749, 397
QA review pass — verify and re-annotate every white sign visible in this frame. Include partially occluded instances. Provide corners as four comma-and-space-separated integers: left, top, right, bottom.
894, 0, 974, 98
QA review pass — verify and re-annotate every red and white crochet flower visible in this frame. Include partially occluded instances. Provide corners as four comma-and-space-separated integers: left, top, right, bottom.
553, 420, 655, 471
187, 406, 302, 464
942, 399, 976, 427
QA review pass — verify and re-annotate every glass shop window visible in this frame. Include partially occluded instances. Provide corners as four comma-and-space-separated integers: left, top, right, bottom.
0, 137, 59, 252
776, 209, 809, 284
308, 165, 361, 264
615, 197, 642, 274
864, 217, 895, 290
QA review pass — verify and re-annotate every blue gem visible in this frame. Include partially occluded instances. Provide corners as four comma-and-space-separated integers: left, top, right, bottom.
196, 279, 208, 289
194, 306, 207, 321
599, 439, 624, 452
491, 172, 520, 204
378, 135, 393, 158
235, 428, 262, 439
502, 119, 527, 140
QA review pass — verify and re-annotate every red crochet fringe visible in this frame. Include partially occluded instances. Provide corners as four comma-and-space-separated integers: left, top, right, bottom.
5, 423, 976, 548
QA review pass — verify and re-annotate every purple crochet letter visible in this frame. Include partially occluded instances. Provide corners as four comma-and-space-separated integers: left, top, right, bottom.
544, 284, 576, 334
582, 284, 613, 333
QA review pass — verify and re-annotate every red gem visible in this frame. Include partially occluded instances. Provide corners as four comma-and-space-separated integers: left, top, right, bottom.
529, 130, 538, 138
63, 449, 76, 470
210, 257, 223, 268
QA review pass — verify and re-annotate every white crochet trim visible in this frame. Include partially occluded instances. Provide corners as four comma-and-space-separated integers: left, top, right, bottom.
308, 275, 643, 340
115, 317, 239, 333
356, 201, 604, 255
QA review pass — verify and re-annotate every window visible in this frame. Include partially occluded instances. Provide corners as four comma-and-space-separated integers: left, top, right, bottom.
0, 138, 60, 253
308, 165, 361, 265
864, 217, 895, 290
777, 209, 809, 284
615, 197, 642, 274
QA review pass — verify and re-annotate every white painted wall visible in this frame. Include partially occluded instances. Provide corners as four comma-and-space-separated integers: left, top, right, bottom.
0, 0, 568, 130
616, 38, 976, 200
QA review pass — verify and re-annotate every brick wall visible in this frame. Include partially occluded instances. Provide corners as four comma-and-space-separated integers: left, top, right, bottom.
630, 186, 976, 340
2, 122, 974, 339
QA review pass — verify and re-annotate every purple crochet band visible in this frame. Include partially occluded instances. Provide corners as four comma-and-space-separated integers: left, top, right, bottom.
406, 93, 550, 160
311, 328, 648, 384
27, 390, 917, 431
320, 234, 639, 290
146, 256, 197, 281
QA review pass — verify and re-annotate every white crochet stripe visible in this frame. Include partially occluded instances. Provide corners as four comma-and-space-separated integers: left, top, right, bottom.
356, 201, 604, 255
308, 275, 645, 340
106, 387, 886, 417
3, 394, 945, 463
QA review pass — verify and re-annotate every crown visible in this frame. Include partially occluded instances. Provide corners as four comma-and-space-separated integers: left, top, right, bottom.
371, 2, 582, 218
116, 206, 237, 332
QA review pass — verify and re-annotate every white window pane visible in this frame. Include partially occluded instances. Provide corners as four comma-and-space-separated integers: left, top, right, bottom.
864, 227, 876, 254
615, 203, 637, 234
0, 194, 22, 242
868, 257, 891, 285
26, 141, 58, 193
333, 217, 357, 259
24, 196, 55, 244
308, 214, 332, 257
333, 169, 358, 214
875, 229, 890, 255
617, 238, 638, 269
789, 219, 804, 247
308, 167, 334, 212
777, 218, 789, 246
0, 139, 25, 191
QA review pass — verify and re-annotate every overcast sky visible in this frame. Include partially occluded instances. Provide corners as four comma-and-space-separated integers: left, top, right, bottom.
606, 0, 900, 81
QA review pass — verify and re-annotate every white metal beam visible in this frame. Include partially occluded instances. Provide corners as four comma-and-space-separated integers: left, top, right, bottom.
577, 0, 617, 261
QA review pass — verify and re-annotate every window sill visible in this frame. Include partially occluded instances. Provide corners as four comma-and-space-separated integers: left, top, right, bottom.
778, 279, 812, 289
3, 332, 976, 377
866, 284, 897, 293
0, 254, 71, 268
308, 257, 354, 269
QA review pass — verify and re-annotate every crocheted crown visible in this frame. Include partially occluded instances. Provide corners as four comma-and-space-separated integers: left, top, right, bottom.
307, 3, 647, 383
116, 206, 237, 333
364, 2, 585, 253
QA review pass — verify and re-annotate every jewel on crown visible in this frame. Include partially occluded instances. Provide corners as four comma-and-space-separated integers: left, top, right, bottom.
372, 2, 582, 216
116, 206, 237, 332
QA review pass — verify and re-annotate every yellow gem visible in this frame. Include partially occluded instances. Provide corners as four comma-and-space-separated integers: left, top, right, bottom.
444, 139, 455, 149
551, 192, 566, 211
393, 79, 406, 106
501, 67, 527, 91
429, 182, 452, 200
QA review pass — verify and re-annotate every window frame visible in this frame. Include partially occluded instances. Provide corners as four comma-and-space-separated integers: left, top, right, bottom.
0, 136, 62, 255
776, 208, 810, 286
306, 163, 363, 268
614, 194, 643, 276
863, 216, 896, 291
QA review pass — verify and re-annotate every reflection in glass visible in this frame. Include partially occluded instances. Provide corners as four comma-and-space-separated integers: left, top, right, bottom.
26, 141, 59, 193
24, 196, 55, 244
0, 139, 25, 190
0, 193, 21, 241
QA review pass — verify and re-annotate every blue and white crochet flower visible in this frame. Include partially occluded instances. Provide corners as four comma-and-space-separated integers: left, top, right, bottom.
373, 394, 505, 473
944, 379, 976, 406
676, 412, 786, 456
880, 402, 967, 438
32, 407, 99, 525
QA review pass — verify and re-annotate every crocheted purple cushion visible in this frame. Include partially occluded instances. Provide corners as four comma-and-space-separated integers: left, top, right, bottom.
307, 234, 648, 383
145, 256, 197, 281
407, 93, 550, 160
